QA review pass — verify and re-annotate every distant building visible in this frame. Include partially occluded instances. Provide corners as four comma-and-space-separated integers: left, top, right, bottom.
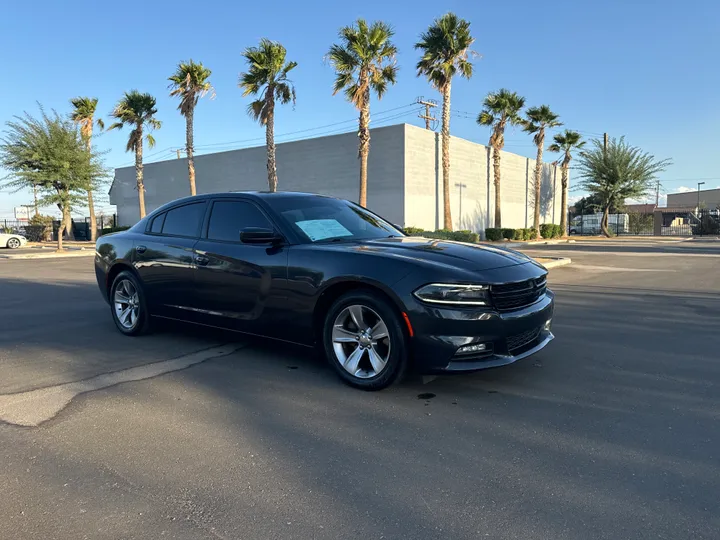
667, 188, 720, 210
110, 123, 563, 233
624, 203, 656, 213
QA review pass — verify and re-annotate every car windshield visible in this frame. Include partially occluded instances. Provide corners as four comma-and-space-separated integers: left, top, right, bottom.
268, 196, 404, 243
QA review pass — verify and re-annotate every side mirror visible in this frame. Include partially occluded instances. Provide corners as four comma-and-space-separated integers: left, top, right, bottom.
240, 227, 282, 244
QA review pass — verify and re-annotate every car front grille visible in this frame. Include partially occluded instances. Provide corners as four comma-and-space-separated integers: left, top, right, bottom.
491, 277, 547, 311
506, 326, 543, 353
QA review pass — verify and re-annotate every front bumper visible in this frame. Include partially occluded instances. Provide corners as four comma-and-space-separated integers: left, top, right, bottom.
407, 291, 555, 373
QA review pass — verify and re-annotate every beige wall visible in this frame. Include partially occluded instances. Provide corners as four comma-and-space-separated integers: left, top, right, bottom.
402, 124, 561, 234
667, 189, 720, 209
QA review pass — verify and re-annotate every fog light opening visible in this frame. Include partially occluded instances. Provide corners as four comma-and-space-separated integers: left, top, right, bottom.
457, 343, 489, 355
544, 318, 552, 331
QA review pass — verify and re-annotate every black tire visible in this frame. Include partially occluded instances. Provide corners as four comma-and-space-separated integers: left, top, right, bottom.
7, 238, 21, 249
322, 290, 408, 390
109, 270, 151, 336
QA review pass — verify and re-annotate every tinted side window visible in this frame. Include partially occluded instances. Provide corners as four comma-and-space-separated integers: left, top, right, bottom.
150, 213, 166, 233
207, 201, 272, 242
161, 203, 206, 237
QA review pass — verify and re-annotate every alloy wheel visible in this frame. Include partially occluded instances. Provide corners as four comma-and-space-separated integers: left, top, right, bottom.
114, 279, 140, 330
7, 238, 20, 249
331, 304, 391, 379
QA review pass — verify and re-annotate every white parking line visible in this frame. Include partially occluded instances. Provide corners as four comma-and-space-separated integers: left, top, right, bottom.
0, 344, 242, 427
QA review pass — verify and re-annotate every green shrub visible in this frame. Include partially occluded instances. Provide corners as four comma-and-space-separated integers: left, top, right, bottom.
485, 228, 503, 241
501, 228, 515, 240
452, 230, 479, 243
512, 229, 524, 241
402, 226, 424, 236
539, 224, 553, 239
24, 214, 54, 241
526, 228, 538, 240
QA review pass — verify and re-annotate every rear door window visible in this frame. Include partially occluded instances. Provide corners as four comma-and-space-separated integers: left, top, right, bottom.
161, 202, 206, 238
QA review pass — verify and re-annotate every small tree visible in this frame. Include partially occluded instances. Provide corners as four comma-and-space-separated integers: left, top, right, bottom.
328, 20, 398, 206
477, 89, 525, 228
240, 40, 297, 192
416, 13, 475, 230
576, 137, 670, 237
0, 107, 105, 251
169, 60, 214, 196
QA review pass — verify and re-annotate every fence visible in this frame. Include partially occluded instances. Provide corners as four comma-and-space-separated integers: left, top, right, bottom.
567, 209, 720, 237
2, 215, 118, 241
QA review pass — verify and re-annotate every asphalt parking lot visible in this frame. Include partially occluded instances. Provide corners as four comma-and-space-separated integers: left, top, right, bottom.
1, 240, 719, 539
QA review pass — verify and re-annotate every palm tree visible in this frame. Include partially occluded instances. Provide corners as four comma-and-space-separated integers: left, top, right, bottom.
168, 60, 214, 196
524, 105, 562, 236
328, 19, 398, 207
108, 91, 161, 219
70, 97, 105, 242
416, 13, 474, 230
548, 130, 585, 235
477, 89, 525, 228
239, 40, 297, 192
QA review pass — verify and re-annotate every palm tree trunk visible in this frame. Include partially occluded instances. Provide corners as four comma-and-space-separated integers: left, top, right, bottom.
186, 107, 197, 196
135, 125, 146, 219
493, 145, 502, 228
601, 205, 611, 237
85, 136, 97, 242
559, 165, 569, 236
441, 81, 452, 230
533, 132, 544, 236
266, 89, 278, 192
358, 87, 370, 207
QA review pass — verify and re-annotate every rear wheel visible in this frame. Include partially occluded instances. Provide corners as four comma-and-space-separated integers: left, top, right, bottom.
110, 271, 151, 336
7, 238, 20, 249
323, 290, 408, 390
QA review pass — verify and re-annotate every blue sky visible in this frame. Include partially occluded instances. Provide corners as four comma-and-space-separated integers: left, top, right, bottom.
1, 0, 718, 218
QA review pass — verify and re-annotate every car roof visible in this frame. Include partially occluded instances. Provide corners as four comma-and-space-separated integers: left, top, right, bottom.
167, 191, 337, 205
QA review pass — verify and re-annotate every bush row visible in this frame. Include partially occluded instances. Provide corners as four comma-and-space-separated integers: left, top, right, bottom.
99, 226, 131, 236
402, 227, 480, 244
484, 228, 538, 242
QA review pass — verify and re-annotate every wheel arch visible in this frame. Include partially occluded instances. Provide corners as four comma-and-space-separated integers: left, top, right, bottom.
106, 261, 139, 297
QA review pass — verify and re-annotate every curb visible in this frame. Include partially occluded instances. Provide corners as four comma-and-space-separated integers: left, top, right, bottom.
0, 250, 96, 260
535, 257, 572, 269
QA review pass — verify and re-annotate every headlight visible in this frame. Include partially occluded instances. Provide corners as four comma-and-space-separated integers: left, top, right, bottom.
413, 283, 489, 306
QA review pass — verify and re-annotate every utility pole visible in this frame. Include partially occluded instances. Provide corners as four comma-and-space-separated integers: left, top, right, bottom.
176, 149, 183, 159
655, 180, 660, 207
417, 96, 438, 130
603, 133, 608, 153
32, 184, 39, 216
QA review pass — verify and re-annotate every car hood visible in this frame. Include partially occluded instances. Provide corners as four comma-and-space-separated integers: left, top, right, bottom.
322, 237, 536, 271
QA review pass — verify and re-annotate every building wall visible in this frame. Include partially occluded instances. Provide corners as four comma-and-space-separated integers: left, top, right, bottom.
402, 124, 561, 233
111, 125, 405, 227
667, 189, 720, 209
110, 123, 563, 234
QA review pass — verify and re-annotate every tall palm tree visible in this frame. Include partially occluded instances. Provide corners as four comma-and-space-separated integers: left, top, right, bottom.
168, 60, 214, 196
239, 40, 297, 192
415, 13, 474, 230
328, 19, 398, 207
477, 89, 525, 228
548, 130, 585, 235
524, 105, 562, 236
70, 97, 105, 242
108, 91, 161, 219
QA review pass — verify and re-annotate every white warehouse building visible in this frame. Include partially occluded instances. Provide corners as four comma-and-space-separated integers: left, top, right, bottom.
110, 123, 563, 234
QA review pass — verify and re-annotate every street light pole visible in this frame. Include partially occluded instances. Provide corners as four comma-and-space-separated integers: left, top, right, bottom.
697, 182, 705, 210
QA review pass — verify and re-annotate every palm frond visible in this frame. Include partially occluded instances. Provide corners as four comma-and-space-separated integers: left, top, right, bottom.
146, 133, 156, 149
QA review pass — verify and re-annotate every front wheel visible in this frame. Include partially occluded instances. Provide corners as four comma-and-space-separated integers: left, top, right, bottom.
323, 290, 408, 390
110, 271, 151, 336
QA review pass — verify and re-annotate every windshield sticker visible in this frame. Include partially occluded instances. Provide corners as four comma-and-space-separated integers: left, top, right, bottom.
295, 219, 353, 241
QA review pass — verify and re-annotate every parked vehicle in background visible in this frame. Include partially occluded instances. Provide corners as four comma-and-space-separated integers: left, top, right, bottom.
569, 213, 629, 235
0, 231, 27, 249
95, 192, 554, 390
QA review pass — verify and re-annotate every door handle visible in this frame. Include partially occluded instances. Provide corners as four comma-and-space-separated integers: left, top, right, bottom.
135, 245, 147, 254
194, 255, 210, 266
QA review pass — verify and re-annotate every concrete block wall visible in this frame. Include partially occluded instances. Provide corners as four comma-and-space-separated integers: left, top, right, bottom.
402, 124, 562, 234
111, 125, 405, 226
